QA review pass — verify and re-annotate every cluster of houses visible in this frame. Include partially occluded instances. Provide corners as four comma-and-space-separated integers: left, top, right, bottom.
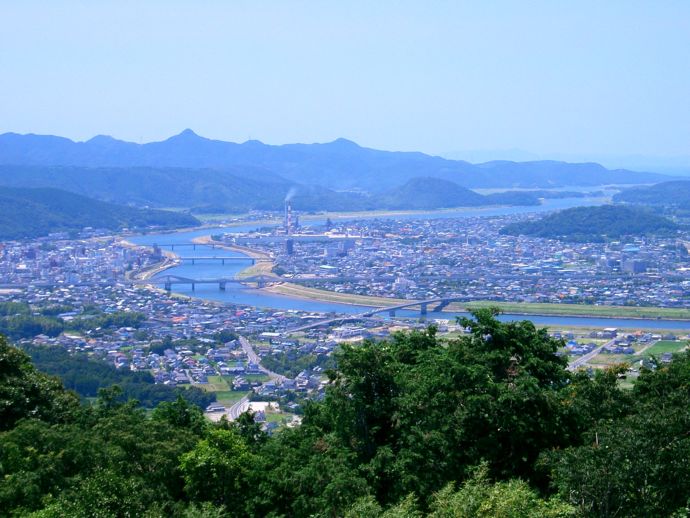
238, 214, 690, 309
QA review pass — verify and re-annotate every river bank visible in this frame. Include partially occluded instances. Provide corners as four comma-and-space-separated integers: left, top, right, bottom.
182, 234, 690, 321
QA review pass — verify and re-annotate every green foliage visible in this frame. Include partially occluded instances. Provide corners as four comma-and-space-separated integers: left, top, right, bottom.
262, 349, 335, 378
309, 309, 574, 505
152, 395, 207, 436
180, 429, 256, 513
67, 311, 146, 331
23, 344, 216, 409
545, 351, 690, 517
7, 313, 690, 517
0, 335, 79, 431
501, 204, 679, 242
0, 301, 31, 317
426, 465, 576, 518
0, 309, 146, 341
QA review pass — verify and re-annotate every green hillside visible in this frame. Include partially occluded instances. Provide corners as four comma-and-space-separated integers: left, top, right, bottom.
500, 204, 679, 241
614, 181, 690, 208
0, 187, 199, 239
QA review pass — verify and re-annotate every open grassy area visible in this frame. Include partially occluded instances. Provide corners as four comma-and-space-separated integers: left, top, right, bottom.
642, 340, 688, 358
461, 301, 690, 320
267, 282, 409, 307
214, 390, 249, 406
589, 353, 634, 367
204, 375, 231, 392
244, 373, 270, 383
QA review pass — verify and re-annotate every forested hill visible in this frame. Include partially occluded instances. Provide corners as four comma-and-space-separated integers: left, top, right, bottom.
500, 204, 679, 242
0, 130, 667, 191
614, 180, 690, 208
379, 177, 540, 209
4, 311, 690, 516
0, 167, 541, 212
0, 186, 199, 239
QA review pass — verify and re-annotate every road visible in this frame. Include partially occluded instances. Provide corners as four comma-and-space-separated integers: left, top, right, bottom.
239, 336, 288, 383
225, 337, 289, 420
227, 394, 250, 420
567, 338, 616, 371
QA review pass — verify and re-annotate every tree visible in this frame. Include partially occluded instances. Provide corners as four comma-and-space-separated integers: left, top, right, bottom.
0, 335, 79, 430
152, 395, 207, 436
546, 352, 690, 517
306, 309, 576, 505
180, 429, 256, 513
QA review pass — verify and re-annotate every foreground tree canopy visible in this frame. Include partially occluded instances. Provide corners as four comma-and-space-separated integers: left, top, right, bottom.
2, 309, 690, 517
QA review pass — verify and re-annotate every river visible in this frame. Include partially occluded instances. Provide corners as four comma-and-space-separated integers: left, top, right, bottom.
127, 198, 690, 330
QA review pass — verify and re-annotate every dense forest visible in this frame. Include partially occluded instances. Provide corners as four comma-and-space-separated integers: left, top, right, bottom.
2, 309, 690, 516
0, 186, 199, 240
500, 204, 679, 242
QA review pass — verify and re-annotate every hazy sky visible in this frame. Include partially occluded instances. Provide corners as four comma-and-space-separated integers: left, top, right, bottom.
2, 1, 689, 159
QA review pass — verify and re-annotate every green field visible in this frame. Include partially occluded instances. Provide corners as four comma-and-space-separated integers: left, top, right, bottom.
642, 340, 687, 358
205, 375, 231, 392
244, 373, 270, 383
462, 301, 690, 320
214, 390, 249, 406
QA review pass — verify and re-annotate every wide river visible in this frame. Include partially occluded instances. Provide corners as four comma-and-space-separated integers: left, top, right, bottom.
128, 198, 690, 330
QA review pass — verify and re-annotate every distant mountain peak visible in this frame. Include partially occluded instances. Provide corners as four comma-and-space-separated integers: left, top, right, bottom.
169, 128, 203, 141
329, 137, 359, 148
86, 134, 117, 144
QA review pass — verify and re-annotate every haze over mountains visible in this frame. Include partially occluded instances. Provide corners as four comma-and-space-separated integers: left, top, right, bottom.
0, 130, 666, 197
0, 187, 199, 240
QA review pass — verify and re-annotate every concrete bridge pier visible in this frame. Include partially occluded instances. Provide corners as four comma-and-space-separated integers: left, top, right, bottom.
420, 303, 428, 316
388, 309, 396, 317
219, 281, 226, 290
191, 283, 195, 291
164, 282, 171, 291
433, 300, 450, 312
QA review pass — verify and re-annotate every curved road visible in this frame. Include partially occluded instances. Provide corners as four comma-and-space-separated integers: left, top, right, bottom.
227, 337, 289, 419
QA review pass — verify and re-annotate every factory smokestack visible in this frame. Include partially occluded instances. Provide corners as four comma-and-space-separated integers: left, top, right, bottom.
284, 200, 293, 235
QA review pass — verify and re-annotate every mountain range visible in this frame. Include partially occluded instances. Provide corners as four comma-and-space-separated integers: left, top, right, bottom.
0, 130, 667, 193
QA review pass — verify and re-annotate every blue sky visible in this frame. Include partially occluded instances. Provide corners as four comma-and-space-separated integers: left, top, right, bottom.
1, 1, 689, 162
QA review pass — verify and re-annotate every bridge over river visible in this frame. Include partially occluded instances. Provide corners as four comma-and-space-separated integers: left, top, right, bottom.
177, 256, 270, 265
284, 297, 470, 333
134, 274, 281, 290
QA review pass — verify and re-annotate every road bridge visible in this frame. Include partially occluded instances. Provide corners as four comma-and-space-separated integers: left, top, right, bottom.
153, 242, 219, 250
135, 274, 281, 290
283, 296, 470, 334
361, 296, 468, 317
177, 256, 270, 265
